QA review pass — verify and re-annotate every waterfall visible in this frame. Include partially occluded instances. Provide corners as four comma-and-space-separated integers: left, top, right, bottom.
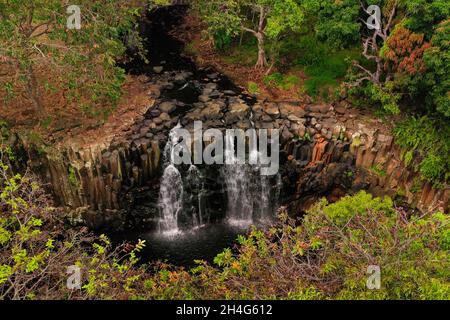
157, 124, 207, 235
222, 133, 276, 226
186, 165, 205, 228
157, 124, 278, 234
157, 124, 184, 235
158, 165, 183, 235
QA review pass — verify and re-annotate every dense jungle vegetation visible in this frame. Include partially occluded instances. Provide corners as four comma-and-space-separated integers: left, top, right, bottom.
0, 0, 449, 300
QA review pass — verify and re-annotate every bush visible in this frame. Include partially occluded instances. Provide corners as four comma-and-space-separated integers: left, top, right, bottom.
1, 150, 448, 300
0, 151, 148, 300
186, 192, 450, 300
393, 116, 450, 184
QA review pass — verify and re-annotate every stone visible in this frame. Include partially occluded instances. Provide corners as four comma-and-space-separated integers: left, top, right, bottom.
282, 127, 294, 141
311, 117, 317, 125
225, 102, 250, 123
287, 115, 304, 123
159, 101, 176, 114
184, 109, 202, 121
204, 83, 217, 90
153, 66, 163, 73
198, 95, 211, 103
335, 105, 347, 115
265, 103, 280, 118
308, 104, 331, 114
279, 102, 306, 119
207, 73, 219, 79
149, 109, 161, 117
210, 90, 221, 99
224, 90, 237, 96
159, 112, 171, 122
201, 102, 222, 120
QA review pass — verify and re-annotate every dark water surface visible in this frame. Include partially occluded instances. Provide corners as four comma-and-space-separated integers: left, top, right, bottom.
116, 222, 252, 267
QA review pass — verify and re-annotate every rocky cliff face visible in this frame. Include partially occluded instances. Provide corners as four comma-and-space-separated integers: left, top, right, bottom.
28, 69, 448, 230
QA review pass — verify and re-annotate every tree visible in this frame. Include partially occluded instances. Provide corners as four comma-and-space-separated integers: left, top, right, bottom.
0, 0, 143, 120
194, 0, 304, 68
303, 0, 361, 49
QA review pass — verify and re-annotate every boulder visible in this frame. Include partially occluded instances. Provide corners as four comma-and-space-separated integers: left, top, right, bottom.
159, 101, 176, 114
225, 102, 250, 123
279, 102, 306, 118
308, 104, 331, 114
198, 95, 211, 103
153, 66, 163, 73
265, 103, 280, 118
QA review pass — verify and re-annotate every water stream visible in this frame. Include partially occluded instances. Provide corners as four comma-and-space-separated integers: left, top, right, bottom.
116, 5, 279, 266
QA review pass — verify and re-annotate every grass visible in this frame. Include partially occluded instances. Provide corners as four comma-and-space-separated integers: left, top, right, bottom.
263, 72, 300, 90
280, 34, 361, 99
222, 37, 258, 67
247, 81, 259, 94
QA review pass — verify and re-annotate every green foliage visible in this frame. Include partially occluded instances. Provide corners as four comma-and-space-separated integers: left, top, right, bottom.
403, 0, 450, 35
263, 73, 299, 90
247, 81, 259, 95
422, 20, 450, 117
194, 0, 305, 66
222, 39, 258, 66
393, 116, 450, 184
173, 192, 449, 300
304, 0, 360, 48
213, 30, 232, 51
303, 50, 356, 98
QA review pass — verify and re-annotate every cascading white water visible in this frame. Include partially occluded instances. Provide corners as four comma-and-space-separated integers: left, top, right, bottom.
157, 124, 184, 235
157, 123, 278, 233
158, 164, 183, 235
222, 133, 276, 226
186, 165, 204, 228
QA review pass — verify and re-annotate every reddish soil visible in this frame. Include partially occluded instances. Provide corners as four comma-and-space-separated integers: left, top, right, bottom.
0, 70, 154, 144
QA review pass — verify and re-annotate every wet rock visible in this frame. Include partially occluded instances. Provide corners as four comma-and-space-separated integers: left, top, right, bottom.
153, 117, 163, 125
159, 101, 176, 114
159, 112, 171, 122
204, 83, 217, 90
224, 90, 237, 96
198, 95, 211, 103
207, 72, 219, 79
201, 102, 222, 120
149, 109, 161, 117
153, 66, 163, 73
225, 102, 250, 123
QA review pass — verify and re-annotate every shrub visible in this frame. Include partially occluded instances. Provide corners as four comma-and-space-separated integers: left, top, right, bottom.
393, 116, 450, 184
